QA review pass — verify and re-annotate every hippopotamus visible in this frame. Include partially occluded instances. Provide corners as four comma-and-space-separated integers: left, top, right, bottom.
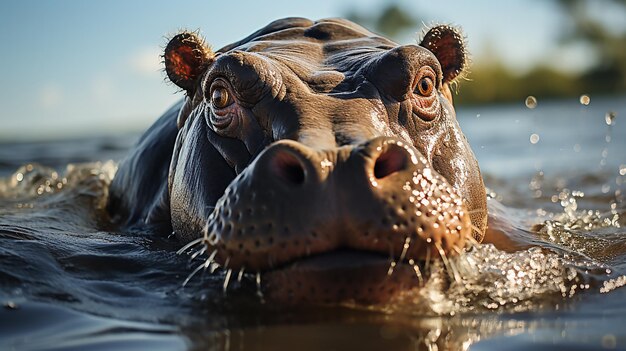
107, 17, 491, 304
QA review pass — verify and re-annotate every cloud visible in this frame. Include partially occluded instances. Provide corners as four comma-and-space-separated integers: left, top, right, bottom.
40, 83, 63, 109
128, 47, 162, 76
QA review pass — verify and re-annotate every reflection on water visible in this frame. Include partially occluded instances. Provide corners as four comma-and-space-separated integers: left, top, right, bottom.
1, 97, 625, 350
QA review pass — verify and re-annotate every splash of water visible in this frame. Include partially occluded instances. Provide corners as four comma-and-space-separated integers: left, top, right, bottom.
390, 241, 610, 316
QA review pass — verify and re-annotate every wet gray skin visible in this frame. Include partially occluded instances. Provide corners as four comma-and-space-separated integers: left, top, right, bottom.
107, 18, 487, 304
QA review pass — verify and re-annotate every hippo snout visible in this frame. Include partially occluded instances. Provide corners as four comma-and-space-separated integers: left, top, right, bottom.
202, 136, 471, 302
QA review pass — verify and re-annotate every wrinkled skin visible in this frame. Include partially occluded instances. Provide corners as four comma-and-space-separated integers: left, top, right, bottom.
108, 18, 488, 304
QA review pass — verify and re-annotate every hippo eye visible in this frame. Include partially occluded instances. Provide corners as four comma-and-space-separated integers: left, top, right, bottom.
416, 77, 434, 96
211, 86, 233, 109
206, 79, 240, 133
411, 68, 440, 121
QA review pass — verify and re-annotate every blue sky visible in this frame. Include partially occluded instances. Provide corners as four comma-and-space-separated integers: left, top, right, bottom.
0, 0, 615, 140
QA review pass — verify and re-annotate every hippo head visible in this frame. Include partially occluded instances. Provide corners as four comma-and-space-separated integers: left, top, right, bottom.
163, 18, 486, 304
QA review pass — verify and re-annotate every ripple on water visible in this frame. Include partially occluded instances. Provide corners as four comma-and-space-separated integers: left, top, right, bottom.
1, 142, 626, 350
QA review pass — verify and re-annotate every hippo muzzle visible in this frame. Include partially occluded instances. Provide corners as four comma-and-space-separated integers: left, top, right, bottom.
205, 137, 470, 303
108, 18, 487, 305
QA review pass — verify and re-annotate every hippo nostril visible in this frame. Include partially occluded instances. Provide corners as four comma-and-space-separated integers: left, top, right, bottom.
270, 151, 306, 185
374, 144, 409, 179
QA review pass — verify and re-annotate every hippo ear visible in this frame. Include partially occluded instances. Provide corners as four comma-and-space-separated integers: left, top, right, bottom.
164, 31, 214, 94
420, 25, 468, 84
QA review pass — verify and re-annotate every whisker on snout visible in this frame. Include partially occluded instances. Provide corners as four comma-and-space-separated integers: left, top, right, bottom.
387, 260, 397, 276
408, 258, 424, 285
223, 267, 249, 293
399, 236, 411, 263
256, 271, 264, 302
435, 242, 461, 283
223, 268, 233, 294
205, 249, 218, 266
178, 213, 229, 288
176, 237, 204, 255
388, 236, 412, 276
180, 248, 223, 288
182, 261, 208, 287
424, 247, 432, 274
190, 245, 207, 260
435, 242, 454, 282
237, 267, 245, 283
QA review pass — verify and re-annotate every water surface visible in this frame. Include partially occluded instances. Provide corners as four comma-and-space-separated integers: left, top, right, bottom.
1, 96, 625, 350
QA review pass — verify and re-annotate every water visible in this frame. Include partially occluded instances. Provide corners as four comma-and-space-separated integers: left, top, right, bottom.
1, 96, 625, 350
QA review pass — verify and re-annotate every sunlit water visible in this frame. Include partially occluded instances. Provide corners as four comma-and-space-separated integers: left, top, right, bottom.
1, 96, 625, 350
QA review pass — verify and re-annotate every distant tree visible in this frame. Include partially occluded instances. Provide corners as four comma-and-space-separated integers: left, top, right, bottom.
346, 3, 417, 38
554, 0, 626, 91
344, 1, 626, 105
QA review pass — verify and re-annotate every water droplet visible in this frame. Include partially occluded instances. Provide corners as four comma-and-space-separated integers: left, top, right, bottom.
579, 94, 590, 105
476, 113, 481, 118
605, 111, 616, 125
602, 184, 611, 194
15, 173, 23, 182
619, 164, 626, 176
530, 133, 540, 144
320, 159, 333, 169
525, 96, 537, 109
